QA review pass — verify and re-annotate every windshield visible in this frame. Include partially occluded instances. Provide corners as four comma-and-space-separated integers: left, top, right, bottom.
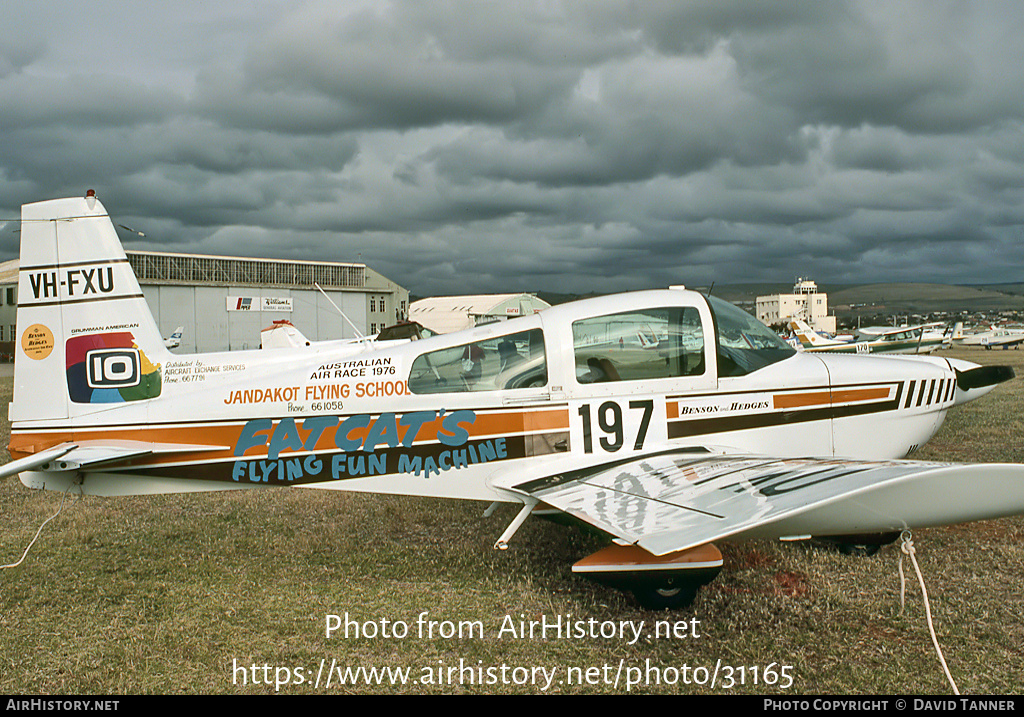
708, 296, 796, 376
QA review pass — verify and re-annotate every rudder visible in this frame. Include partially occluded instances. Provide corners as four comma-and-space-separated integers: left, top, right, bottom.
12, 191, 169, 423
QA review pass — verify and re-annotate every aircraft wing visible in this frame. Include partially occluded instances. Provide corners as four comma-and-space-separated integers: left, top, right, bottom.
495, 449, 1024, 556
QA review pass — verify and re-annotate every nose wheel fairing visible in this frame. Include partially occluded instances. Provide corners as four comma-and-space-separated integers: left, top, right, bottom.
572, 543, 723, 609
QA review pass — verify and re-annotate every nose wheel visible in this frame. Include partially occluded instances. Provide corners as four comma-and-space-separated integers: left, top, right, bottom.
631, 582, 700, 610
573, 543, 722, 610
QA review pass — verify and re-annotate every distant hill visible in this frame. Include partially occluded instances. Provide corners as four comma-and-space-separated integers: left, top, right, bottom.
535, 291, 598, 306
828, 283, 1024, 315
966, 283, 1024, 296
696, 282, 1024, 317
703, 283, 801, 305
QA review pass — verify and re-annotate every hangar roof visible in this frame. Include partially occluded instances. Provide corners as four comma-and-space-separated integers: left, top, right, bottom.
0, 260, 17, 285
126, 250, 368, 290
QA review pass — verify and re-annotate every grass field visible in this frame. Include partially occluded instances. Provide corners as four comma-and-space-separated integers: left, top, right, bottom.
2, 348, 1023, 695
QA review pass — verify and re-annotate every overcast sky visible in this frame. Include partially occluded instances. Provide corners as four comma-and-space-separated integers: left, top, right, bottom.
1, 1, 1022, 296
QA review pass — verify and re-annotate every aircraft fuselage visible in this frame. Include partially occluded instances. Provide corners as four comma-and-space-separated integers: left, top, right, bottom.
12, 289, 976, 501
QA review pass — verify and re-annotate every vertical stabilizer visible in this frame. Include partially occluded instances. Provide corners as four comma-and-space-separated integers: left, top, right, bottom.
12, 192, 169, 423
788, 319, 835, 349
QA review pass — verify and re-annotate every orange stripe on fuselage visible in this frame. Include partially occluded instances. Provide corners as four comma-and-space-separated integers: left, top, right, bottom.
8, 407, 571, 465
772, 387, 891, 410
327, 408, 570, 450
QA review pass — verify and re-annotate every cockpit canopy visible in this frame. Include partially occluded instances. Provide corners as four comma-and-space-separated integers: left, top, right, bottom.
707, 296, 795, 376
406, 292, 795, 394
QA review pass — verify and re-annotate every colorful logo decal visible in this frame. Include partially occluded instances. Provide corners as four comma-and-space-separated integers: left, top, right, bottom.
66, 333, 161, 404
21, 324, 54, 360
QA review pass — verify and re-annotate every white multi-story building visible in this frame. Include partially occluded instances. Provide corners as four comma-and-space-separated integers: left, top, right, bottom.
757, 278, 837, 334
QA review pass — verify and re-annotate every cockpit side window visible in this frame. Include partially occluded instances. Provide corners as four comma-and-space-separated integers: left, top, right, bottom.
408, 329, 546, 394
707, 296, 795, 376
572, 307, 705, 383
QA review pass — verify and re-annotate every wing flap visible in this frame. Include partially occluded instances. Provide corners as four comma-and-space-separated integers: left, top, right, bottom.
502, 451, 1024, 556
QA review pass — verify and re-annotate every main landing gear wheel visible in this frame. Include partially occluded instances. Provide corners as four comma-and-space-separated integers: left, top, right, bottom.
632, 582, 699, 610
820, 532, 900, 557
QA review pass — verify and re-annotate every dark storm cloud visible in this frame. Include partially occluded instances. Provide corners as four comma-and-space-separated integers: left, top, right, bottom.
203, 2, 598, 133
2, 0, 1023, 297
0, 38, 43, 78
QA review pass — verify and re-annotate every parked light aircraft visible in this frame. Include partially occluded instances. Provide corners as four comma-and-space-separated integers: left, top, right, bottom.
260, 318, 437, 351
261, 319, 316, 349
957, 326, 1024, 350
4, 193, 1023, 609
163, 326, 184, 349
789, 319, 953, 355
855, 322, 957, 345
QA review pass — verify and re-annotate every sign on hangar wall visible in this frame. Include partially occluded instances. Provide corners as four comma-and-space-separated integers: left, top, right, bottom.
227, 296, 294, 312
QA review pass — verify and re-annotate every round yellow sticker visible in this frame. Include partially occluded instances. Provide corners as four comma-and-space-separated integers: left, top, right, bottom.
22, 324, 54, 360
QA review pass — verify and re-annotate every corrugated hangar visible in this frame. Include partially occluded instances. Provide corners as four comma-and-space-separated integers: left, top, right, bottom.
0, 251, 409, 355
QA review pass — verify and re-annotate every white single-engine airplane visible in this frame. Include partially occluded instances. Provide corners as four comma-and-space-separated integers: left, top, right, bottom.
4, 193, 1024, 609
789, 319, 953, 355
957, 326, 1024, 350
163, 326, 184, 349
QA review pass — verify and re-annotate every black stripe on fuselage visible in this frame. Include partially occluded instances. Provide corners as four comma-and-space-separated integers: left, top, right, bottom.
23, 292, 146, 309
668, 383, 904, 440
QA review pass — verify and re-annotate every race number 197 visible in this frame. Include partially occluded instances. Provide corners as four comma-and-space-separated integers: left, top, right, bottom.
578, 399, 653, 453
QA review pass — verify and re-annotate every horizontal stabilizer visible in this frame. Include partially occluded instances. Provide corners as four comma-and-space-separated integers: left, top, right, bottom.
0, 443, 78, 480
12, 440, 231, 494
